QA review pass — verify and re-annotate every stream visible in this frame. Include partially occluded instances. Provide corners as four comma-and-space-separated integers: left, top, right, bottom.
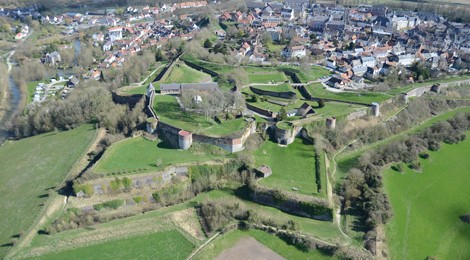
0, 74, 21, 144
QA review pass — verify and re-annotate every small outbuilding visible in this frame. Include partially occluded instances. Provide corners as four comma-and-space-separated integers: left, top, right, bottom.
256, 165, 272, 178
298, 102, 315, 118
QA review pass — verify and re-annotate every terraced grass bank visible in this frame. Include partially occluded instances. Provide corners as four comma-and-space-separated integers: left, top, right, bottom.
384, 136, 470, 259
0, 125, 96, 257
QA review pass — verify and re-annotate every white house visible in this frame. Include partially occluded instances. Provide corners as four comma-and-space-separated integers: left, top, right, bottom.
280, 8, 294, 21
397, 54, 415, 66
108, 27, 123, 42
361, 56, 376, 67
281, 45, 307, 59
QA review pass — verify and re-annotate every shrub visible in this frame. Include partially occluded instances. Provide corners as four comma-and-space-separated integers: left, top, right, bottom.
133, 196, 143, 203
73, 183, 93, 197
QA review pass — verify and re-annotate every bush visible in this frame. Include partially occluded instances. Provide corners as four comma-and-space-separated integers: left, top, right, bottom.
73, 183, 93, 197
133, 196, 143, 203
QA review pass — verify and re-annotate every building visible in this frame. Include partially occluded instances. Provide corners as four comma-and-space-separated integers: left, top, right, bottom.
309, 15, 329, 31
108, 27, 123, 42
256, 165, 272, 178
298, 102, 315, 118
281, 45, 307, 59
45, 51, 61, 66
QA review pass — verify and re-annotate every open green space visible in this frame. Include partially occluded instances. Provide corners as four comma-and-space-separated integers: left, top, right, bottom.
384, 136, 470, 260
154, 94, 248, 136
250, 83, 292, 92
93, 136, 232, 174
162, 62, 212, 84
247, 72, 287, 84
194, 229, 333, 260
306, 83, 391, 104
0, 124, 96, 257
254, 138, 324, 197
33, 229, 194, 260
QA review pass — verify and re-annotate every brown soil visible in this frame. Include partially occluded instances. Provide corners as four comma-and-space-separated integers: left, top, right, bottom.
215, 237, 284, 260
170, 208, 205, 240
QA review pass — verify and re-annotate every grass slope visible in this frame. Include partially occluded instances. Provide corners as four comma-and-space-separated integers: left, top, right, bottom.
194, 229, 333, 260
33, 230, 194, 260
306, 83, 391, 104
0, 125, 96, 256
254, 138, 324, 197
93, 137, 231, 174
162, 63, 211, 84
384, 137, 470, 259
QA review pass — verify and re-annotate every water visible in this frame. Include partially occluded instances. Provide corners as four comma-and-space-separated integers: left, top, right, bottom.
0, 75, 22, 143
73, 38, 81, 67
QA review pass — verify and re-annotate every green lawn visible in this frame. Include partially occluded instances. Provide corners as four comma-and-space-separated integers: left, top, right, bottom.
251, 83, 292, 92
33, 230, 194, 260
254, 138, 324, 197
93, 137, 231, 174
384, 136, 470, 260
247, 72, 287, 84
194, 229, 334, 260
0, 125, 96, 257
305, 83, 391, 104
162, 63, 212, 84
154, 94, 247, 136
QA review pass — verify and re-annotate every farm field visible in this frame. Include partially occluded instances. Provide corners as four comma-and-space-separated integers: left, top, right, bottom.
384, 136, 470, 260
31, 230, 195, 260
254, 138, 324, 197
153, 94, 248, 136
306, 83, 391, 103
93, 136, 232, 174
0, 124, 96, 257
162, 62, 212, 84
194, 229, 333, 260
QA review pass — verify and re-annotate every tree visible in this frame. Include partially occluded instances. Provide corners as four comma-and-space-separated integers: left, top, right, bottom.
277, 107, 287, 121
155, 48, 163, 61
318, 99, 325, 108
203, 38, 212, 49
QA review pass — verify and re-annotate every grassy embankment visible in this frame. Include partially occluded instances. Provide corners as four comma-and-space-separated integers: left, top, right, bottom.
93, 136, 233, 175
0, 124, 96, 257
253, 138, 327, 197
384, 136, 470, 259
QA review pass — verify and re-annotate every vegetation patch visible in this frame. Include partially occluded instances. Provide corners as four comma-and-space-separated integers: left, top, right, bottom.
384, 137, 470, 260
154, 94, 248, 136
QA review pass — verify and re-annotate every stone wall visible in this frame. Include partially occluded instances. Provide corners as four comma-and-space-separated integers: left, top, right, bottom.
250, 86, 297, 99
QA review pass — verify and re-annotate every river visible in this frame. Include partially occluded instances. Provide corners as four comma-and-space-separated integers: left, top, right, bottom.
0, 74, 21, 144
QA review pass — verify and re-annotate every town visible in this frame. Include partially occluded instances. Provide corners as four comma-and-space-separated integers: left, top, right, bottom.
0, 0, 469, 259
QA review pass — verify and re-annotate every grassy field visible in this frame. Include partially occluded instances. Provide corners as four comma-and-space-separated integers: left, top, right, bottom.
306, 83, 391, 104
32, 230, 194, 260
162, 63, 212, 84
250, 84, 292, 92
254, 138, 325, 197
93, 136, 232, 174
154, 94, 247, 136
0, 125, 96, 257
194, 229, 334, 260
384, 136, 470, 260
247, 72, 287, 84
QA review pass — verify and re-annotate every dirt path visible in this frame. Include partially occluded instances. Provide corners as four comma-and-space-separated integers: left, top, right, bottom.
328, 139, 358, 246
187, 231, 221, 260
